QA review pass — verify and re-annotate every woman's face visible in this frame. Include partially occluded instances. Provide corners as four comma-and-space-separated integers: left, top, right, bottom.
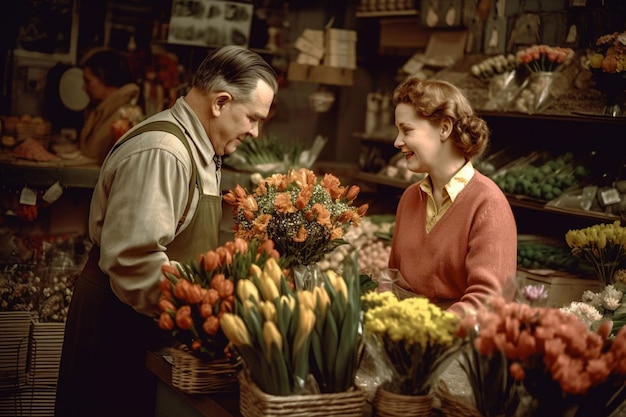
82, 67, 107, 102
393, 102, 443, 174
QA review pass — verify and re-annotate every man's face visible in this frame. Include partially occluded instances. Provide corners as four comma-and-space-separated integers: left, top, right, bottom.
210, 79, 275, 156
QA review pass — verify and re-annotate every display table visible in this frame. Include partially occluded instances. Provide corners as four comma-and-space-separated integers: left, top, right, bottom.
146, 351, 242, 417
145, 350, 473, 417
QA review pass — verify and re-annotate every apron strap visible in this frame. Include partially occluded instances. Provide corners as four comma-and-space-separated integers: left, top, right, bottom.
111, 120, 198, 233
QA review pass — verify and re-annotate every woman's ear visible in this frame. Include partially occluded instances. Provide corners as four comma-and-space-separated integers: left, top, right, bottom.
211, 92, 232, 116
440, 118, 453, 140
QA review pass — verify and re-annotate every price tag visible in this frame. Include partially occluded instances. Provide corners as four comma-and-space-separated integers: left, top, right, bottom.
19, 186, 37, 206
42, 181, 64, 203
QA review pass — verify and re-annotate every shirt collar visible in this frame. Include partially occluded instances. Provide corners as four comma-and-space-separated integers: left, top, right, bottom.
170, 97, 216, 168
420, 160, 475, 202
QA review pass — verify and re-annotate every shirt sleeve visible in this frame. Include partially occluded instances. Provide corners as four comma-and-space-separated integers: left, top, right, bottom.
97, 146, 191, 317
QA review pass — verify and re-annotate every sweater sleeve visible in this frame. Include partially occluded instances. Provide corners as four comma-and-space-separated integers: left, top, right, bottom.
449, 183, 518, 316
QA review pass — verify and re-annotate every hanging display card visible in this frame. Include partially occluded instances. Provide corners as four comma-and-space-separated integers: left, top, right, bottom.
167, 0, 253, 48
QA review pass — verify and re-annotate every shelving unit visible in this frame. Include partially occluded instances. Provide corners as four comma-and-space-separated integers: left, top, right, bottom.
353, 106, 626, 239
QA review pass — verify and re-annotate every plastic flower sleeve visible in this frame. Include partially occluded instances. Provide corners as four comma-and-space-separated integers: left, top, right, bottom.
376, 268, 417, 300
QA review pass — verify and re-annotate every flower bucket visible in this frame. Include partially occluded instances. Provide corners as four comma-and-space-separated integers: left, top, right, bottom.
373, 385, 434, 417
168, 348, 242, 394
238, 370, 366, 417
436, 380, 482, 417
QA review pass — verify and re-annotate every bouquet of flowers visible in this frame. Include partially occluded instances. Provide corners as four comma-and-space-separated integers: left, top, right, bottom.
512, 45, 575, 113
361, 291, 462, 396
565, 220, 626, 288
456, 297, 626, 417
586, 31, 626, 114
220, 255, 363, 396
157, 237, 279, 360
516, 45, 575, 73
588, 31, 626, 76
223, 168, 369, 288
562, 269, 626, 335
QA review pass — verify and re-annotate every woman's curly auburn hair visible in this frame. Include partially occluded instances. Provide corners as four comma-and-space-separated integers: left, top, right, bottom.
392, 77, 490, 159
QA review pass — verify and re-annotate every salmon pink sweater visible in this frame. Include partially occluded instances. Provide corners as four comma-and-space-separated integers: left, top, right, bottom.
388, 171, 517, 315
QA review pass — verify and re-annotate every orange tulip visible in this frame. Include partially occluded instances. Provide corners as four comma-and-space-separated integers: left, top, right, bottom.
158, 297, 176, 312
203, 316, 220, 336
217, 279, 234, 298
200, 302, 214, 318
158, 311, 174, 330
161, 263, 180, 278
202, 250, 220, 271
175, 305, 193, 330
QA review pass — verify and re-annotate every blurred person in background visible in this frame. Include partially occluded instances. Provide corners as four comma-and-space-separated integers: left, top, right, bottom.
79, 47, 143, 164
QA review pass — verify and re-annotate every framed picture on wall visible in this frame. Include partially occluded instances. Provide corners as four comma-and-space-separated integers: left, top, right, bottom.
167, 0, 254, 48
14, 0, 78, 63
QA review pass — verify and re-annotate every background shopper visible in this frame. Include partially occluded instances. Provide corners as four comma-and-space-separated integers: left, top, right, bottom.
79, 47, 142, 164
55, 45, 279, 417
387, 77, 517, 316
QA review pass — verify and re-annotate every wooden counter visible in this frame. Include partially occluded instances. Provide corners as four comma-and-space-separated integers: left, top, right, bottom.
146, 350, 242, 417
0, 157, 101, 188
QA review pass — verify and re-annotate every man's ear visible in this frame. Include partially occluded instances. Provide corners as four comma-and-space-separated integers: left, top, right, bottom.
211, 92, 232, 116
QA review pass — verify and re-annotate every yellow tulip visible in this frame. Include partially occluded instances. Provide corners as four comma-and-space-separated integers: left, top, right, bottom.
263, 321, 283, 361
259, 275, 279, 301
279, 294, 295, 313
249, 264, 262, 279
294, 305, 316, 353
313, 287, 330, 319
332, 276, 348, 301
297, 290, 316, 311
221, 313, 251, 347
243, 299, 257, 317
237, 278, 259, 303
263, 257, 283, 287
259, 300, 277, 322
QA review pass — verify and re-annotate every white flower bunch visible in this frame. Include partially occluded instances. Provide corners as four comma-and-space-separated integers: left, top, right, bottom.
562, 278, 626, 335
561, 301, 603, 328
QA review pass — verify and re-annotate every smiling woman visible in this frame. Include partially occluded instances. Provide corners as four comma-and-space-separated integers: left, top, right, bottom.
387, 77, 517, 316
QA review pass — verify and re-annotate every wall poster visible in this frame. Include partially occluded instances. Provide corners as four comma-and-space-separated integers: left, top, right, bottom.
167, 0, 254, 48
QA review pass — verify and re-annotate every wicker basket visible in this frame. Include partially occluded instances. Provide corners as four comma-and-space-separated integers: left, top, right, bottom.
168, 348, 242, 394
238, 370, 366, 417
373, 385, 434, 417
436, 380, 482, 417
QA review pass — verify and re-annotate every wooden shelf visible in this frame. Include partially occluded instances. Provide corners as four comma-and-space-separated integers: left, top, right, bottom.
353, 170, 621, 223
352, 131, 394, 144
354, 171, 414, 189
356, 9, 418, 18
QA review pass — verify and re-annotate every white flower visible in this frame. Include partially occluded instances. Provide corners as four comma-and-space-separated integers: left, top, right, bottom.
561, 302, 603, 328
602, 284, 623, 301
602, 297, 621, 311
581, 289, 602, 308
617, 31, 626, 46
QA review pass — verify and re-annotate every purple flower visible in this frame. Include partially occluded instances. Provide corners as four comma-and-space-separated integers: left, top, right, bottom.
521, 284, 549, 302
